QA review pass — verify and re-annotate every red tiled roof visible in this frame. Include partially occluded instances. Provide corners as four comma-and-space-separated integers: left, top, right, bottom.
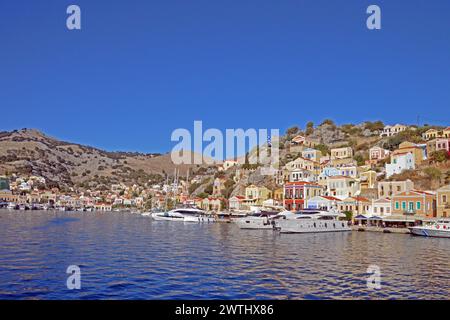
285, 181, 320, 186
322, 196, 341, 201
352, 196, 370, 202
411, 189, 435, 196
393, 189, 435, 197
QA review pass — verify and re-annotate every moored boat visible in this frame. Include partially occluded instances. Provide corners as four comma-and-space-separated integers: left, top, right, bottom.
151, 208, 215, 223
7, 202, 16, 210
274, 209, 351, 233
234, 210, 294, 229
409, 219, 450, 238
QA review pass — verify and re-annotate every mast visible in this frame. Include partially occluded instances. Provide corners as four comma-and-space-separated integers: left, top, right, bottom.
164, 175, 169, 212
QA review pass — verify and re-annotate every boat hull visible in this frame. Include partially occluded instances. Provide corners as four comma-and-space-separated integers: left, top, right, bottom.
183, 215, 215, 223
150, 212, 215, 223
409, 227, 450, 238
151, 212, 184, 221
275, 219, 351, 234
234, 217, 274, 229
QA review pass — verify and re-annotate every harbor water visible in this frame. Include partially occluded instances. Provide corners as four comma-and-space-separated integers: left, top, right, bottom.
0, 210, 449, 299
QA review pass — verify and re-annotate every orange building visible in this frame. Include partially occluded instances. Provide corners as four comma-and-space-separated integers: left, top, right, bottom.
391, 190, 436, 217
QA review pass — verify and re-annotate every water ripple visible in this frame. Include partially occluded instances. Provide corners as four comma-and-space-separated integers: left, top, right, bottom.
0, 210, 449, 299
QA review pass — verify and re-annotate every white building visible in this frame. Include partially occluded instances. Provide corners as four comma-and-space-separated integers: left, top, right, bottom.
301, 148, 322, 162
368, 198, 392, 217
380, 124, 408, 137
369, 146, 390, 163
385, 152, 415, 178
229, 196, 246, 211
289, 169, 317, 183
338, 165, 358, 179
306, 196, 341, 210
326, 176, 360, 200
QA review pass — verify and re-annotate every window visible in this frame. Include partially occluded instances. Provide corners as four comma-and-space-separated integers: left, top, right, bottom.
402, 202, 406, 210
409, 202, 414, 211
395, 202, 399, 209
443, 195, 448, 203
416, 202, 421, 210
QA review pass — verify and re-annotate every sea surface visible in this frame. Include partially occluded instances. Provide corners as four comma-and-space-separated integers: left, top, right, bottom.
0, 210, 449, 300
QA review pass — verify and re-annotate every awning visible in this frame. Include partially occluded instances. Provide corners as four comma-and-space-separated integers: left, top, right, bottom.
354, 215, 367, 220
369, 216, 383, 220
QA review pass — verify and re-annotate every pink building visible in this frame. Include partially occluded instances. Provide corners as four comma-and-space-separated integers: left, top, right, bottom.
369, 146, 390, 164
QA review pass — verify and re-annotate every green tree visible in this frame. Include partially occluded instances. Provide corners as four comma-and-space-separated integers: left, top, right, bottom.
286, 126, 299, 136
430, 150, 450, 163
320, 119, 335, 126
343, 211, 353, 221
305, 121, 314, 135
197, 192, 208, 199
354, 154, 366, 166
144, 197, 153, 210
315, 144, 330, 156
188, 182, 201, 194
204, 183, 213, 195
424, 167, 442, 180
364, 121, 384, 132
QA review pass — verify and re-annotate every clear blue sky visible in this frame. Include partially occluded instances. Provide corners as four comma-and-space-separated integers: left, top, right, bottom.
1, 0, 450, 153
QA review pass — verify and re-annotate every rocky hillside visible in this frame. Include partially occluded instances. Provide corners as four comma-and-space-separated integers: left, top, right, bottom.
1, 121, 448, 195
0, 129, 204, 190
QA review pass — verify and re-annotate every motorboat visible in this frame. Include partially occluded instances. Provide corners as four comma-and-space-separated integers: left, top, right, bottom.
234, 210, 294, 229
151, 208, 215, 223
7, 202, 16, 210
274, 209, 351, 233
409, 219, 450, 238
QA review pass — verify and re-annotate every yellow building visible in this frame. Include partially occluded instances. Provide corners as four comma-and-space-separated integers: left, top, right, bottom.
244, 185, 272, 206
391, 141, 425, 165
201, 197, 225, 211
436, 185, 450, 218
338, 196, 371, 215
443, 127, 450, 138
273, 188, 284, 205
359, 170, 377, 189
286, 157, 321, 175
0, 190, 18, 202
423, 128, 439, 140
330, 147, 353, 160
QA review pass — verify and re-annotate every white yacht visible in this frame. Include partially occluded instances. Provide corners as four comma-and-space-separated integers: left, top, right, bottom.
7, 202, 16, 210
274, 209, 351, 233
409, 219, 450, 238
151, 208, 215, 223
234, 210, 295, 229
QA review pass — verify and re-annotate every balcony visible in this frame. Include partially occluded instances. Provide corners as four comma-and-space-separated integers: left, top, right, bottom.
403, 209, 416, 216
